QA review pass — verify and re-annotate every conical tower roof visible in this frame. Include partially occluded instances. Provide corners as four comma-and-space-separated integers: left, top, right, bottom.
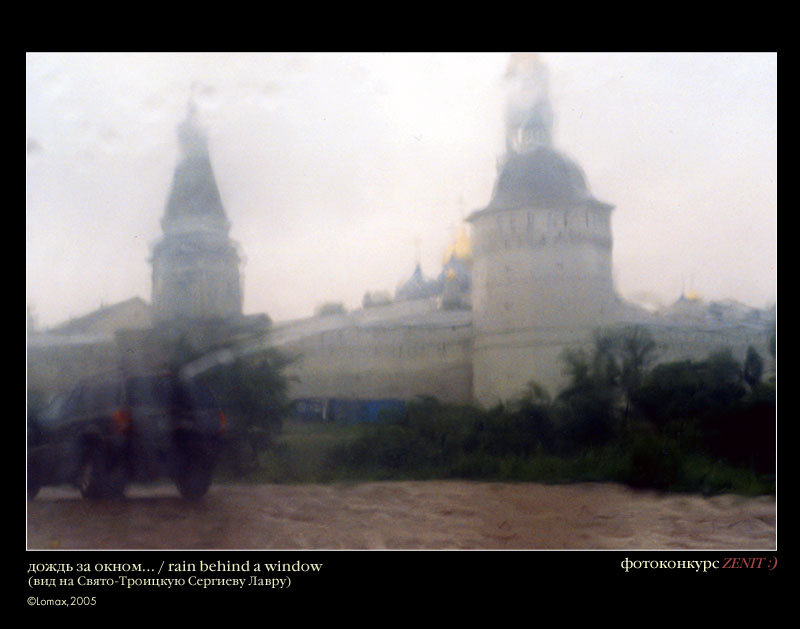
162, 101, 229, 230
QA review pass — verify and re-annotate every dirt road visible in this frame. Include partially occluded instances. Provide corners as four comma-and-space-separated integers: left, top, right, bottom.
26, 481, 776, 550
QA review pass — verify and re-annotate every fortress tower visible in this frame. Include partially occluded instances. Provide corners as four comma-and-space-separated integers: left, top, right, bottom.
150, 101, 243, 323
468, 54, 617, 404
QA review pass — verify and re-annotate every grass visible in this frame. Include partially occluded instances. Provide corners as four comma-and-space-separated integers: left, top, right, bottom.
223, 418, 774, 496
244, 420, 376, 483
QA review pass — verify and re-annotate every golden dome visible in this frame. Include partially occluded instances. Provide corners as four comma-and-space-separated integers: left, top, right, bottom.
443, 224, 471, 263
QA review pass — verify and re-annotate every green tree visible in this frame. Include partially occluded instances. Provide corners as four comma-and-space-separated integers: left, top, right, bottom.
697, 349, 747, 411
630, 348, 760, 469
743, 345, 764, 389
512, 384, 556, 455
630, 359, 700, 429
613, 326, 657, 429
198, 349, 291, 465
632, 349, 746, 428
157, 328, 291, 470
768, 322, 776, 361
556, 332, 622, 451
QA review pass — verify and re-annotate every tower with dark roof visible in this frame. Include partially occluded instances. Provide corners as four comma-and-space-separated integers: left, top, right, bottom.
468, 54, 616, 404
150, 102, 243, 323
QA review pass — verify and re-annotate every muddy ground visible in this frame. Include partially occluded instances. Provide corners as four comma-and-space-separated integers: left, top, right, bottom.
26, 481, 776, 550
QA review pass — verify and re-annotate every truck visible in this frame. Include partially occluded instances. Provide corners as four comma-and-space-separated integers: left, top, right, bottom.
27, 371, 226, 500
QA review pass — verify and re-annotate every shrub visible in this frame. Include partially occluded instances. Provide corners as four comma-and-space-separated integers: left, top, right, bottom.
620, 434, 683, 490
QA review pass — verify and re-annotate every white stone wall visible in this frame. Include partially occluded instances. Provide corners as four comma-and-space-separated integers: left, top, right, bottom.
281, 324, 473, 403
470, 203, 615, 406
641, 322, 775, 372
267, 301, 474, 403
471, 324, 603, 405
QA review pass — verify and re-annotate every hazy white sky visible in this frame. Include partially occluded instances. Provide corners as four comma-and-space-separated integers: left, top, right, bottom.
26, 52, 777, 329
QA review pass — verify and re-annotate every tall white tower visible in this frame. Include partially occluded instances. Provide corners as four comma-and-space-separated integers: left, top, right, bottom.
150, 101, 243, 323
468, 54, 616, 405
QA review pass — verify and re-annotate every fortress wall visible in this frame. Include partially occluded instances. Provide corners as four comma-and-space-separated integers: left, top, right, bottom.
472, 324, 596, 406
471, 319, 776, 408
280, 322, 474, 403
642, 323, 775, 372
472, 323, 776, 408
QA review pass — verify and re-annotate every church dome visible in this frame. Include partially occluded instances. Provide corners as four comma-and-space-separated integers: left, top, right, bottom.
487, 146, 592, 210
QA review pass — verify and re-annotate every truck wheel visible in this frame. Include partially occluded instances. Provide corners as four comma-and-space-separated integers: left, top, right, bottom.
175, 446, 214, 500
78, 447, 125, 499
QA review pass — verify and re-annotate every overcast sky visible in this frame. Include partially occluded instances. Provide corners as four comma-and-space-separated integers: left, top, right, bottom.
26, 52, 777, 330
